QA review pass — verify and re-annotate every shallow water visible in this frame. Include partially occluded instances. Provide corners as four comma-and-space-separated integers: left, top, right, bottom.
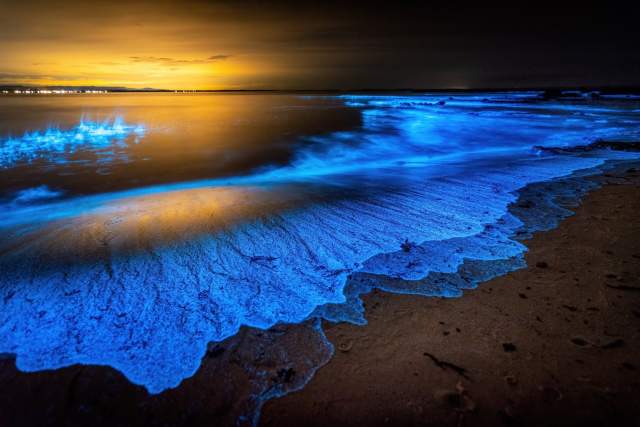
0, 92, 639, 393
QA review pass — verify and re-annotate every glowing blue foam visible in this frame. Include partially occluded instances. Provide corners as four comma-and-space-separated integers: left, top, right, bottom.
0, 94, 639, 394
0, 117, 145, 168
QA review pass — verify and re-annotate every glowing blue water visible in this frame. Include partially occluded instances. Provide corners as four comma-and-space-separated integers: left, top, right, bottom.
0, 116, 145, 168
0, 93, 639, 393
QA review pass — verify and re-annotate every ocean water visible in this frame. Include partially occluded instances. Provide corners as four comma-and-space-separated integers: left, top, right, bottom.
0, 92, 639, 393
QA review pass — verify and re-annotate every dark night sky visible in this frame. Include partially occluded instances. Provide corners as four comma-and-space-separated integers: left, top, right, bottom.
1, 0, 638, 89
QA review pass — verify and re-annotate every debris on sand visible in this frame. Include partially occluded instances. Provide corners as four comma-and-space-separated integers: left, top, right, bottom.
502, 343, 517, 352
423, 351, 471, 380
570, 337, 589, 347
400, 238, 416, 252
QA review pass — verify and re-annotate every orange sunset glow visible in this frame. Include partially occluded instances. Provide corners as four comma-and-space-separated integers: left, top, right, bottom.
0, 1, 320, 90
3, 1, 639, 90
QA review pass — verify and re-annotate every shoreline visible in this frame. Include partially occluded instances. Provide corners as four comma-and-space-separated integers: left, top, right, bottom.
261, 165, 640, 426
1, 162, 639, 426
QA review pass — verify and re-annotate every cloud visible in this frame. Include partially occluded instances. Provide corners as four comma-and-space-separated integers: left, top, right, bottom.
128, 55, 231, 65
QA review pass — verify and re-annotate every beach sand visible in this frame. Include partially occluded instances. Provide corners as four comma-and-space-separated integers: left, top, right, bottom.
261, 168, 640, 426
0, 167, 639, 427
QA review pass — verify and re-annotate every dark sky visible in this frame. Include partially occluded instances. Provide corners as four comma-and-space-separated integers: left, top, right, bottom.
1, 0, 638, 89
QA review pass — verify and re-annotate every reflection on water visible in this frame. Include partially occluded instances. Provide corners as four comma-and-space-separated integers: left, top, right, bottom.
0, 93, 360, 198
1, 183, 350, 264
1, 92, 639, 394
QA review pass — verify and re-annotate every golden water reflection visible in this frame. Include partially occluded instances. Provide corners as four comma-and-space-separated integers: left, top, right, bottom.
3, 184, 315, 262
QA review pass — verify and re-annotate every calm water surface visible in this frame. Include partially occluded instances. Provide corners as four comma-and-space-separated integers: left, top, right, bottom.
0, 93, 359, 198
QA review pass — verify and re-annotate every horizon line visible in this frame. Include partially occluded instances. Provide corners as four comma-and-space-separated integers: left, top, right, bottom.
2, 85, 640, 94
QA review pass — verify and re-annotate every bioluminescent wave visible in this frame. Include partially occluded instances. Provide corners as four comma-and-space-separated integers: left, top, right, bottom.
0, 93, 639, 394
0, 117, 146, 168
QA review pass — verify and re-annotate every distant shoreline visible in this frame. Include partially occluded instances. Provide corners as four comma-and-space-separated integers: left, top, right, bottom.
2, 86, 640, 95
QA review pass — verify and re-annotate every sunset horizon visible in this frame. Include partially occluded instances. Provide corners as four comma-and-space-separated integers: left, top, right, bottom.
3, 1, 639, 91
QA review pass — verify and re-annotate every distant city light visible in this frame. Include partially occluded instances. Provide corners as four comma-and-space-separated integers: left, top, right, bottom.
2, 89, 108, 95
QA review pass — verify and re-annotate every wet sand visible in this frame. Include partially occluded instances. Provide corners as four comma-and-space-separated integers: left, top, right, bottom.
0, 168, 639, 427
261, 168, 640, 426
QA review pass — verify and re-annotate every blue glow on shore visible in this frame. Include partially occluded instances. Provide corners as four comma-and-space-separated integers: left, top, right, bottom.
0, 94, 639, 395
0, 116, 145, 167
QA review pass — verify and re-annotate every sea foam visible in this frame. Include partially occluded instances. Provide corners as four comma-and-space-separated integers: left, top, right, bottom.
0, 94, 639, 393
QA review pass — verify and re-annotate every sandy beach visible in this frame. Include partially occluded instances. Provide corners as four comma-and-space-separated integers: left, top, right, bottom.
0, 166, 639, 427
262, 167, 640, 426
